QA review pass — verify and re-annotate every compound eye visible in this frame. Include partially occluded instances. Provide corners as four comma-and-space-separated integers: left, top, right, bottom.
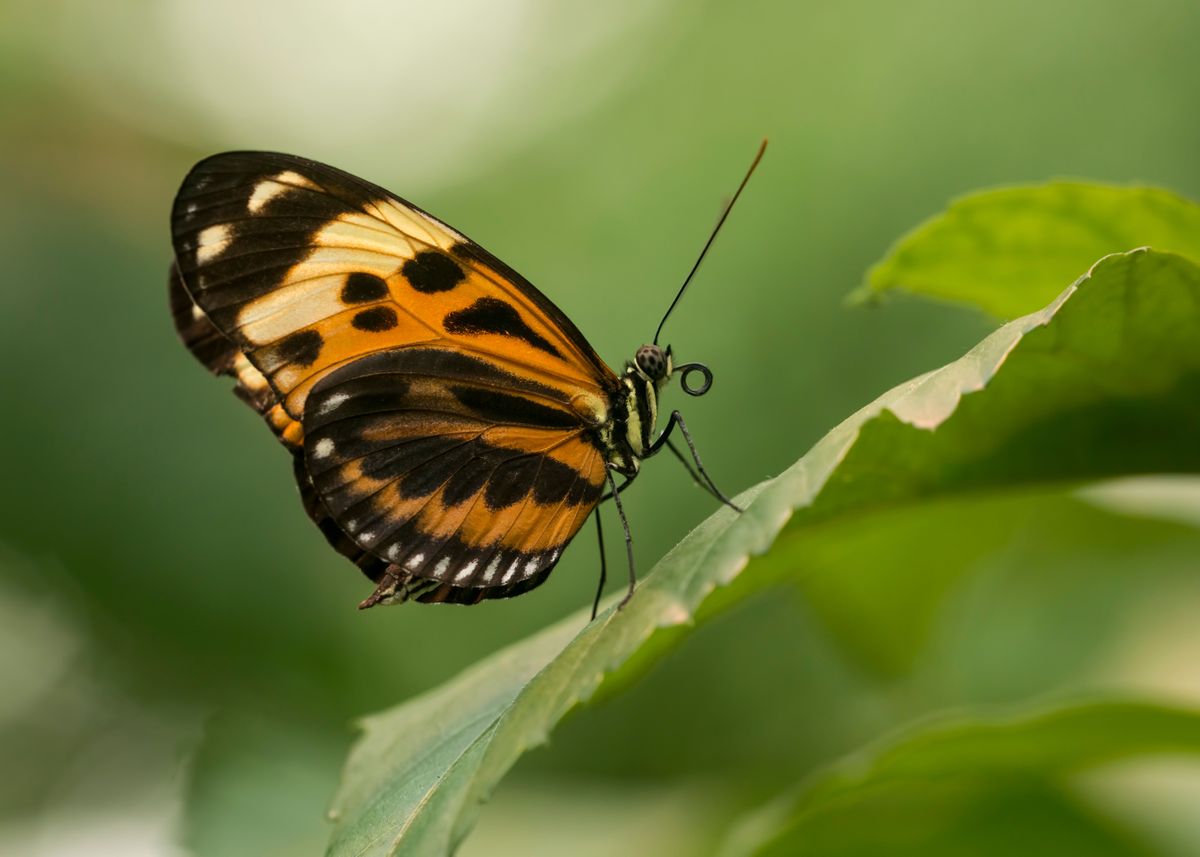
635, 344, 667, 380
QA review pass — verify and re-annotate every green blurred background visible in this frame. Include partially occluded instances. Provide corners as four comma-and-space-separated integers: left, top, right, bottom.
3, 1, 1200, 854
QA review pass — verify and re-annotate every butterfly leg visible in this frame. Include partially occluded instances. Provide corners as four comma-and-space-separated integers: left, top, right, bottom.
664, 437, 742, 511
599, 474, 635, 503
595, 473, 637, 617
590, 508, 607, 621
606, 467, 638, 609
648, 411, 743, 513
663, 437, 711, 495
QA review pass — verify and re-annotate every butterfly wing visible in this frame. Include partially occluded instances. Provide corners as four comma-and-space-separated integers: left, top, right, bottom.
302, 346, 607, 603
170, 152, 618, 603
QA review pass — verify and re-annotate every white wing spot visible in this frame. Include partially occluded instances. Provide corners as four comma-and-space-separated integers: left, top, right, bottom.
185, 202, 198, 217
345, 519, 358, 533
483, 555, 502, 583
313, 438, 335, 459
406, 553, 425, 570
190, 303, 206, 321
433, 557, 450, 577
524, 558, 540, 577
454, 560, 478, 583
247, 170, 318, 213
319, 392, 349, 414
196, 224, 232, 263
360, 531, 375, 544
501, 559, 520, 584
550, 549, 560, 562
386, 544, 402, 561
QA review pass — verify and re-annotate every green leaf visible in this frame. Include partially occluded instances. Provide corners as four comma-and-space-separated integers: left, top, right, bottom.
857, 182, 1200, 317
326, 249, 1200, 857
719, 698, 1200, 857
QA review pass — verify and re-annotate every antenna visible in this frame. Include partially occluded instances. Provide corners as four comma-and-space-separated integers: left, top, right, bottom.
652, 138, 767, 346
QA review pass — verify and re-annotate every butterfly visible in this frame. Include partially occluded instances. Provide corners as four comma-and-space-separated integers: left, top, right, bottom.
169, 143, 764, 617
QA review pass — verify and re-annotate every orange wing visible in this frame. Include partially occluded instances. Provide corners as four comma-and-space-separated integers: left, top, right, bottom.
170, 152, 618, 605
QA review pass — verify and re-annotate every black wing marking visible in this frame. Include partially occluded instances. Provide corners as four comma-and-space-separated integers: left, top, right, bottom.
301, 347, 605, 596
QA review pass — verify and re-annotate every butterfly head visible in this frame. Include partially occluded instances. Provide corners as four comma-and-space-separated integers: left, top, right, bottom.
632, 343, 713, 398
634, 344, 672, 386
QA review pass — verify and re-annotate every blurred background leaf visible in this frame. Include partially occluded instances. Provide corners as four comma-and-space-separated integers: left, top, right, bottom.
858, 183, 1200, 317
720, 699, 1200, 857
4, 1, 1200, 855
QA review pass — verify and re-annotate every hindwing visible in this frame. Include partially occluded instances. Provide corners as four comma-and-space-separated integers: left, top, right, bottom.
303, 347, 606, 600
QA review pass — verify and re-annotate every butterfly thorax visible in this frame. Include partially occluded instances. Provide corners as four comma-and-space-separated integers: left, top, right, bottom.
596, 344, 673, 477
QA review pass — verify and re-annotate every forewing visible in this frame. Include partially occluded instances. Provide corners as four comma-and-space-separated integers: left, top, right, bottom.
170, 151, 617, 424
